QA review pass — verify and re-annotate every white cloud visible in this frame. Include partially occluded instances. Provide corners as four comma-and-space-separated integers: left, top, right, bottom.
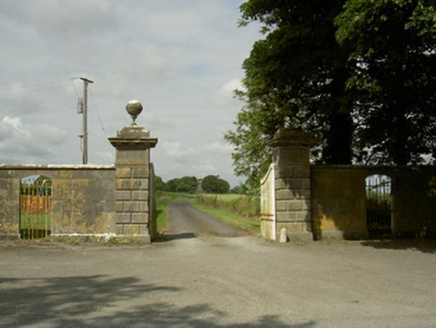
193, 164, 218, 176
207, 141, 233, 154
0, 116, 68, 164
162, 142, 196, 162
0, 116, 28, 138
212, 78, 243, 107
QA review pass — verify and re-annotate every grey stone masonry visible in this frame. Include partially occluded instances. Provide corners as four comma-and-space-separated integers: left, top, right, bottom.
268, 128, 318, 240
108, 101, 157, 243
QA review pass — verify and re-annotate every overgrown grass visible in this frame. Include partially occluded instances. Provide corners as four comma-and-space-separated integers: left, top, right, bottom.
196, 193, 260, 218
189, 196, 260, 232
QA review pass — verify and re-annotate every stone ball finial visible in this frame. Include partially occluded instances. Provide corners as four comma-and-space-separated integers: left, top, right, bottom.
126, 100, 143, 125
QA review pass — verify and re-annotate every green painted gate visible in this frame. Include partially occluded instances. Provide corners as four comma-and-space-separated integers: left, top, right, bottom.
20, 175, 52, 239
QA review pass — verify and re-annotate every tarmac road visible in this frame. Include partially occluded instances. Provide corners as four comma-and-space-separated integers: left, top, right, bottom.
1, 201, 436, 327
167, 200, 248, 237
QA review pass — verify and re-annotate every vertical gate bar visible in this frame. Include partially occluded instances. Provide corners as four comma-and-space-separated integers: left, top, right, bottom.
25, 185, 29, 239
31, 185, 35, 240
26, 185, 30, 239
20, 187, 23, 238
27, 185, 31, 240
37, 184, 40, 239
33, 184, 37, 240
45, 186, 51, 237
33, 185, 36, 239
37, 183, 41, 239
44, 184, 48, 238
375, 176, 378, 229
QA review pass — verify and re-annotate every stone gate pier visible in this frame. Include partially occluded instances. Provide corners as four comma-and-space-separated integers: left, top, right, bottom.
261, 126, 436, 242
260, 128, 318, 242
109, 100, 158, 243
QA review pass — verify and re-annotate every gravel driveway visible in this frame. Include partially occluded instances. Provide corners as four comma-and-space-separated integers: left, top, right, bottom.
1, 202, 436, 327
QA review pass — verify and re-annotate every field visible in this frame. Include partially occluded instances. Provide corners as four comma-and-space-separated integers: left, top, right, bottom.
20, 212, 51, 229
19, 212, 51, 239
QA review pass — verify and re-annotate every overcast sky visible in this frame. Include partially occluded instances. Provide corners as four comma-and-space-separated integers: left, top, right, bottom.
0, 0, 261, 187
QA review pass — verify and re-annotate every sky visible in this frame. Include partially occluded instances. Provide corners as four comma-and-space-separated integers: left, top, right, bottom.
0, 0, 262, 187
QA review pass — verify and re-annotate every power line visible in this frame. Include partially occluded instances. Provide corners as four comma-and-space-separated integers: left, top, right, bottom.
88, 90, 109, 139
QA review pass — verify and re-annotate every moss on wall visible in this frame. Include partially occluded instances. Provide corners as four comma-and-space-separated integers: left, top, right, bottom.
0, 166, 116, 239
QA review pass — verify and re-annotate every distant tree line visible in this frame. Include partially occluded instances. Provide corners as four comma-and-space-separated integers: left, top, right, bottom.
156, 175, 240, 194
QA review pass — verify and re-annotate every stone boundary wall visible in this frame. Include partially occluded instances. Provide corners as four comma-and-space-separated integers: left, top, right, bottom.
0, 165, 116, 240
311, 165, 436, 240
260, 128, 436, 241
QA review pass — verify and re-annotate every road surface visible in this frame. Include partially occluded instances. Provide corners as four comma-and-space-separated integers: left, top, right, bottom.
167, 200, 247, 237
1, 203, 436, 327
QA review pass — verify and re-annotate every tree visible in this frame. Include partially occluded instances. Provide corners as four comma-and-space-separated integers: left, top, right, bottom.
225, 0, 355, 192
202, 175, 230, 194
230, 185, 243, 194
226, 0, 436, 192
165, 176, 198, 193
155, 176, 166, 191
165, 178, 180, 192
335, 0, 436, 165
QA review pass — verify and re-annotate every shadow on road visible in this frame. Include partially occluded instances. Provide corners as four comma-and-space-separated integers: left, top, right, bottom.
0, 275, 316, 327
156, 232, 198, 242
360, 239, 436, 254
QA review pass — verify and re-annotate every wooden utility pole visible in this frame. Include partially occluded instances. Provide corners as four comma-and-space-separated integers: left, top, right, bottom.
80, 77, 93, 164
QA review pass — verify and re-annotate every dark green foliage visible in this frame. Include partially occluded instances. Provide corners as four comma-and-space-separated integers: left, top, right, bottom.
230, 185, 243, 194
165, 176, 198, 193
226, 0, 354, 192
335, 0, 436, 165
155, 176, 166, 191
226, 0, 436, 192
201, 175, 230, 194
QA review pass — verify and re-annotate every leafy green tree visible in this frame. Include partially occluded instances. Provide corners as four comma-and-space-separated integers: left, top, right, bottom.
225, 0, 354, 192
202, 175, 230, 194
335, 0, 436, 165
230, 185, 243, 194
178, 176, 198, 193
165, 176, 198, 193
155, 176, 166, 191
165, 178, 180, 192
226, 0, 436, 192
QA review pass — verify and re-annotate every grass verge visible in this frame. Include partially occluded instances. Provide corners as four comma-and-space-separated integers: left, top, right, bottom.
188, 197, 260, 233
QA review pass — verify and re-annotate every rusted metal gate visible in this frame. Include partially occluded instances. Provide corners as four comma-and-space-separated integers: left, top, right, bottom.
20, 176, 52, 239
366, 175, 392, 238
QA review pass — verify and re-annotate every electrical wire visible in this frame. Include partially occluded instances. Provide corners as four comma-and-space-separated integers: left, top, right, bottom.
88, 89, 109, 139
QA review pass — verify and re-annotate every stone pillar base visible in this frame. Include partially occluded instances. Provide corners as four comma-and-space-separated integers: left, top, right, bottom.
115, 223, 150, 243
277, 223, 314, 242
287, 231, 314, 242
0, 233, 20, 241
115, 234, 151, 244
